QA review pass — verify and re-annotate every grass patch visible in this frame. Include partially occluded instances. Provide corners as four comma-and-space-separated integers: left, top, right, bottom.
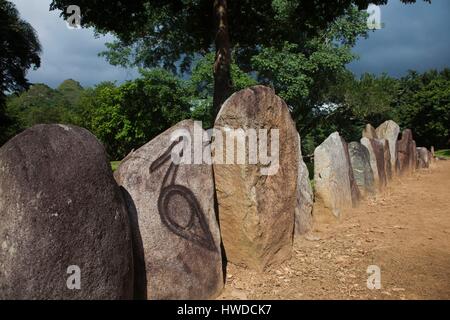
110, 161, 121, 172
435, 149, 450, 159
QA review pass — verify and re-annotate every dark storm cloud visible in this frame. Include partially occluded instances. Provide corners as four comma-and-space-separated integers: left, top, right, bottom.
348, 0, 450, 77
11, 0, 139, 88
11, 0, 450, 87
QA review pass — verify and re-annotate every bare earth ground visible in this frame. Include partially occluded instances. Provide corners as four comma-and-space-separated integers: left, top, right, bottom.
218, 160, 450, 300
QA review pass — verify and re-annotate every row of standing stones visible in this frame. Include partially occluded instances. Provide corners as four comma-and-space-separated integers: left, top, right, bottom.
0, 85, 432, 299
314, 120, 433, 220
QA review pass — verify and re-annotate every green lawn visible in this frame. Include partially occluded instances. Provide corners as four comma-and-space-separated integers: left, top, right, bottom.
110, 161, 121, 172
435, 149, 450, 159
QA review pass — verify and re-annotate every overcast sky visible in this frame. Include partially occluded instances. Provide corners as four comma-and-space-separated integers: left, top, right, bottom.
11, 0, 450, 88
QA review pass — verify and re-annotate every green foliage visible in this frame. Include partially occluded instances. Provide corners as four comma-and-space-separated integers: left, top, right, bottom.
251, 6, 368, 136
50, 0, 414, 77
301, 69, 450, 157
0, 0, 41, 144
110, 161, 121, 171
435, 149, 450, 159
6, 80, 83, 130
189, 53, 257, 127
78, 69, 192, 160
393, 70, 450, 149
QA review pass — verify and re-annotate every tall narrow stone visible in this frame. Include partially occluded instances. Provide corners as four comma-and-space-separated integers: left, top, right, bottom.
376, 120, 400, 172
341, 137, 361, 206
361, 137, 387, 190
397, 129, 416, 175
295, 134, 314, 236
382, 139, 393, 181
348, 142, 376, 198
314, 132, 353, 218
214, 86, 298, 271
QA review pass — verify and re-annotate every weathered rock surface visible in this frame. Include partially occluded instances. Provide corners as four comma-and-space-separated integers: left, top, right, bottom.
214, 85, 298, 271
0, 124, 133, 299
428, 149, 434, 165
314, 132, 352, 218
397, 129, 416, 175
382, 139, 393, 181
362, 124, 378, 139
295, 134, 314, 236
115, 119, 223, 299
348, 142, 376, 198
341, 138, 361, 206
416, 147, 430, 169
361, 137, 387, 190
376, 120, 400, 172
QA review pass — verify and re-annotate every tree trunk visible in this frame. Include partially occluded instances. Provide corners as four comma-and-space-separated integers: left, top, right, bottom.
212, 0, 232, 118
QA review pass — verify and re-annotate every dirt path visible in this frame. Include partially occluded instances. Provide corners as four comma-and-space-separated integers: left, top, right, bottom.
218, 160, 450, 300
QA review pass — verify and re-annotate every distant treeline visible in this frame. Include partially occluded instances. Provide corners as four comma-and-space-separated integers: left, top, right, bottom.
2, 68, 449, 161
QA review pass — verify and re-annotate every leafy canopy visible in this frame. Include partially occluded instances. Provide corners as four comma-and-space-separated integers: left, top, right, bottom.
50, 0, 421, 75
0, 0, 41, 144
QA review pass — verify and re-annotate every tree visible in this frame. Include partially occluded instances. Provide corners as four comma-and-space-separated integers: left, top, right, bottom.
189, 52, 257, 127
50, 0, 424, 117
77, 69, 192, 159
393, 69, 450, 149
6, 80, 83, 131
0, 0, 41, 144
252, 5, 370, 136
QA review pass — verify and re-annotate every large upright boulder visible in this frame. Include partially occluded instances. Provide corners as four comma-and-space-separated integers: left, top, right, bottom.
376, 120, 400, 172
397, 129, 416, 175
361, 137, 387, 190
295, 134, 314, 236
348, 142, 376, 198
314, 132, 353, 218
0, 124, 133, 299
214, 86, 298, 271
115, 119, 223, 299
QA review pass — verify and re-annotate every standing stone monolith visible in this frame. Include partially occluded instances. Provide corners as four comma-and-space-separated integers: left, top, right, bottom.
412, 140, 418, 170
361, 137, 387, 190
397, 129, 416, 175
214, 85, 298, 271
314, 132, 353, 218
348, 142, 376, 198
0, 124, 133, 299
382, 139, 393, 181
416, 147, 430, 169
295, 134, 314, 236
341, 137, 361, 206
428, 149, 434, 165
362, 124, 377, 139
115, 119, 223, 299
376, 120, 400, 172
